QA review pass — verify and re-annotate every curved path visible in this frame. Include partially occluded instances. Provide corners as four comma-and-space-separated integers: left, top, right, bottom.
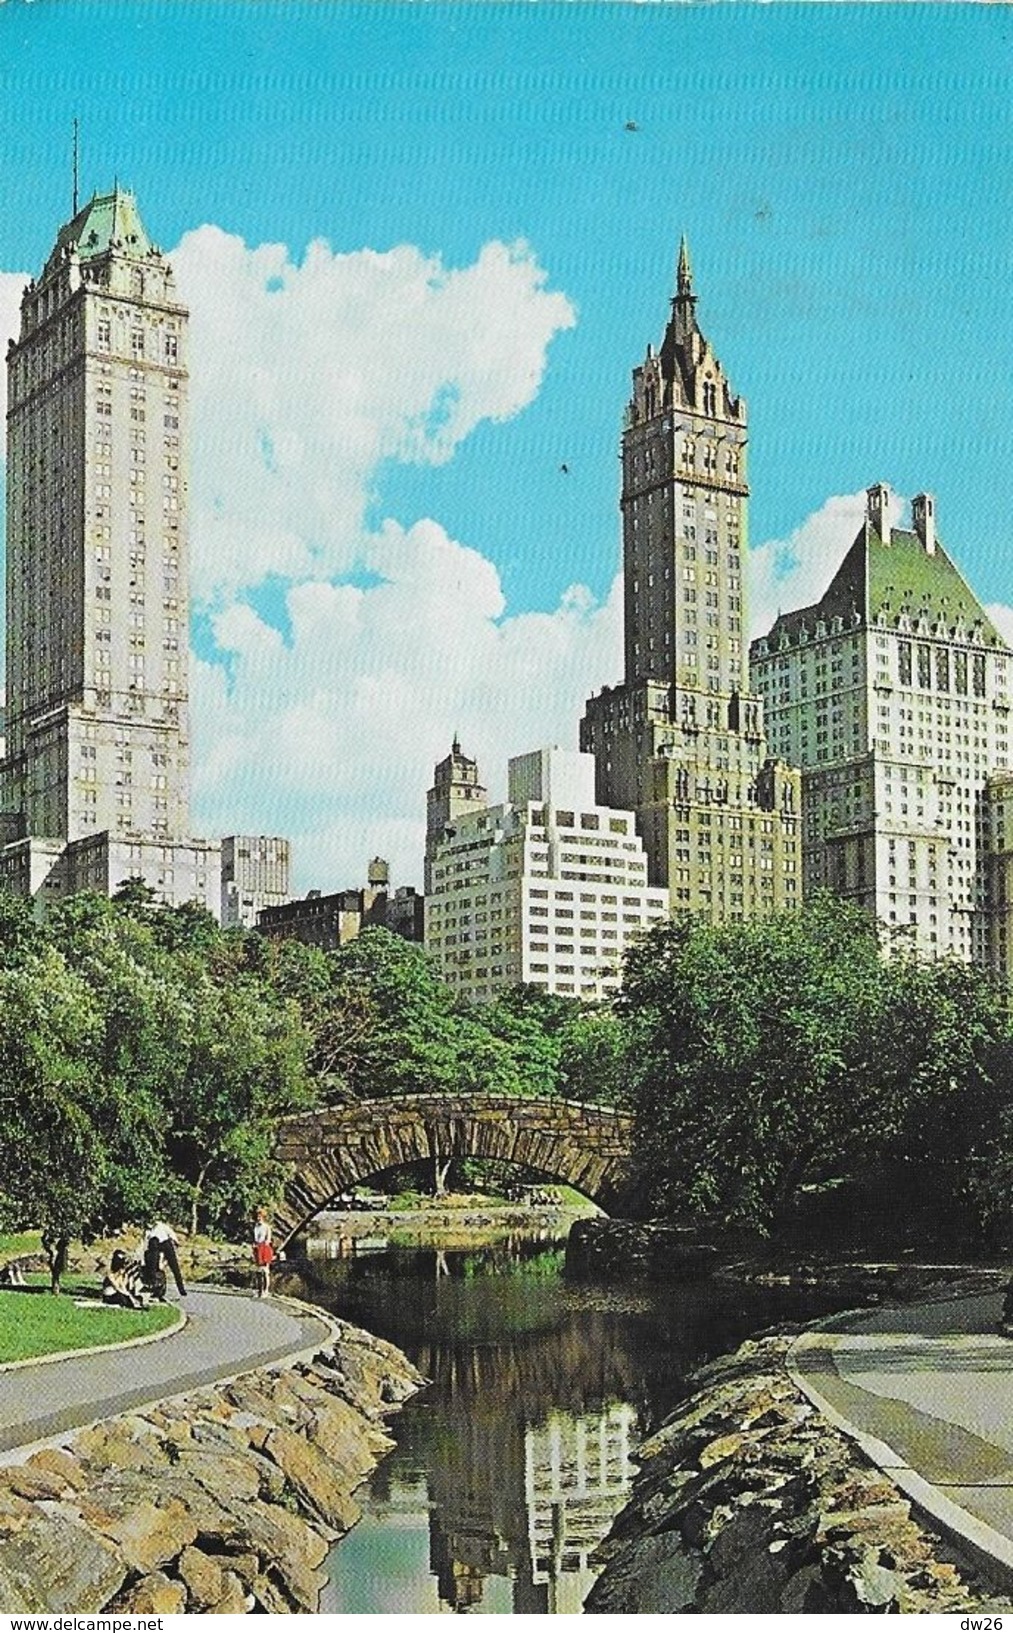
0, 1287, 330, 1458
791, 1289, 1013, 1585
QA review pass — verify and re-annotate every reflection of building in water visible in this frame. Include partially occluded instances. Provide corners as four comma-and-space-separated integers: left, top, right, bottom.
430, 1508, 512, 1613
524, 1404, 637, 1615
423, 1382, 532, 1613
423, 1394, 636, 1613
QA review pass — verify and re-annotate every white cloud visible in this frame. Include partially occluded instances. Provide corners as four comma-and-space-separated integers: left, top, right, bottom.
172, 228, 576, 601
748, 487, 905, 642
192, 521, 622, 890
171, 226, 589, 890
986, 603, 1013, 649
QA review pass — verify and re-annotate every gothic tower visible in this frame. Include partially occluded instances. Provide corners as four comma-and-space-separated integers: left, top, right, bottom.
622, 236, 750, 698
424, 736, 487, 895
581, 243, 801, 920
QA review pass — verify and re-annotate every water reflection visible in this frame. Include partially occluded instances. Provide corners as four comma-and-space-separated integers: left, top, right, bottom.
524, 1404, 637, 1614
305, 1234, 826, 1614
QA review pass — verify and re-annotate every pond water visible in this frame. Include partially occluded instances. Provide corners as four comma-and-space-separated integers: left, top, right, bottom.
294, 1230, 828, 1615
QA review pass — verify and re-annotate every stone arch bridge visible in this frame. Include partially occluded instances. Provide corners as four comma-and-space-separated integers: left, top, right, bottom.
272, 1092, 637, 1244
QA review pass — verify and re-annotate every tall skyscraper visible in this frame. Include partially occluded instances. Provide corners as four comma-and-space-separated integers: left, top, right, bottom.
1, 186, 221, 910
580, 243, 801, 920
750, 483, 1013, 969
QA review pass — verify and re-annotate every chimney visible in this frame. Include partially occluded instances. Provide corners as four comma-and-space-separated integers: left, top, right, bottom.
912, 492, 936, 556
867, 482, 892, 542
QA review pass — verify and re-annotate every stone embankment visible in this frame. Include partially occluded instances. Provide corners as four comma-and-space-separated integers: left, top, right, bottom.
586, 1330, 1011, 1615
565, 1218, 1005, 1305
0, 1321, 425, 1614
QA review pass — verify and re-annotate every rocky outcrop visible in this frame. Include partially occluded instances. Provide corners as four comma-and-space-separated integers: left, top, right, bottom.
587, 1331, 1011, 1615
565, 1218, 1005, 1308
0, 1321, 424, 1614
565, 1218, 718, 1281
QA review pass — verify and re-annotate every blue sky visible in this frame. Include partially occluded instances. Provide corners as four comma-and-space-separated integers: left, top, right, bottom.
0, 2, 1010, 889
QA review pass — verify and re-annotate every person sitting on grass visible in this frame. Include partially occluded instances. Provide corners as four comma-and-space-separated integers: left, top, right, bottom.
101, 1249, 151, 1310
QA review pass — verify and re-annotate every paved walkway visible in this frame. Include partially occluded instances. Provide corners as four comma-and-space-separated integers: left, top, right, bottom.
791, 1290, 1013, 1583
0, 1288, 331, 1457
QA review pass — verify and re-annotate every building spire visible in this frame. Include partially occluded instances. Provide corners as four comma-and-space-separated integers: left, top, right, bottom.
676, 233, 693, 298
72, 118, 79, 216
660, 232, 699, 374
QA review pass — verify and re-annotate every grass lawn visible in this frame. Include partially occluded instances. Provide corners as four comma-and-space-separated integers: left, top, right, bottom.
0, 1229, 43, 1259
0, 1288, 179, 1364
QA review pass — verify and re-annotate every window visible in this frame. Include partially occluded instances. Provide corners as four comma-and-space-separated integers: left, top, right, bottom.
898, 642, 912, 685
974, 653, 986, 697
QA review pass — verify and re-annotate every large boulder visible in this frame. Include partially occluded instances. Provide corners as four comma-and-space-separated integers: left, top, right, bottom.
115, 1571, 187, 1614
263, 1426, 362, 1533
0, 1511, 126, 1612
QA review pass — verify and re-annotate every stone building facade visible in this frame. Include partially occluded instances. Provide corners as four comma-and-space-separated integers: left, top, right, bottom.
750, 483, 1013, 967
258, 856, 423, 950
425, 735, 488, 894
580, 243, 801, 920
982, 770, 1013, 980
0, 186, 222, 911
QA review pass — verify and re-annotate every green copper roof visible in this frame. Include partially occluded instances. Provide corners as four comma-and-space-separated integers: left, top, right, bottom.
47, 188, 153, 271
763, 523, 1005, 648
869, 526, 1003, 643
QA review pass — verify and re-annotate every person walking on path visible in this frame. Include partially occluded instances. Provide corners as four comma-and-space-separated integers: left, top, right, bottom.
144, 1219, 187, 1299
252, 1208, 274, 1298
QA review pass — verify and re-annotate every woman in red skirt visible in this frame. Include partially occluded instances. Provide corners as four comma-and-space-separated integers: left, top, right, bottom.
252, 1208, 275, 1298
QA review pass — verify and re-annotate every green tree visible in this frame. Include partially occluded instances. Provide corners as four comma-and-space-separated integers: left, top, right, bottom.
44, 891, 316, 1237
322, 929, 469, 1102
0, 888, 46, 970
620, 896, 897, 1231
480, 994, 563, 1100
882, 951, 1010, 1172
163, 961, 314, 1234
0, 948, 105, 1240
557, 1005, 628, 1106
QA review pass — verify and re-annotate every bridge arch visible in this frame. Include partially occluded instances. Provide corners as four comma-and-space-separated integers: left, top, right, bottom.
272, 1092, 637, 1244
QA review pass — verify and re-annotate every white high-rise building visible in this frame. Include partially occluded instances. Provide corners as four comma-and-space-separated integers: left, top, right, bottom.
0, 185, 231, 914
750, 483, 1013, 968
425, 745, 668, 1004
221, 835, 292, 928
